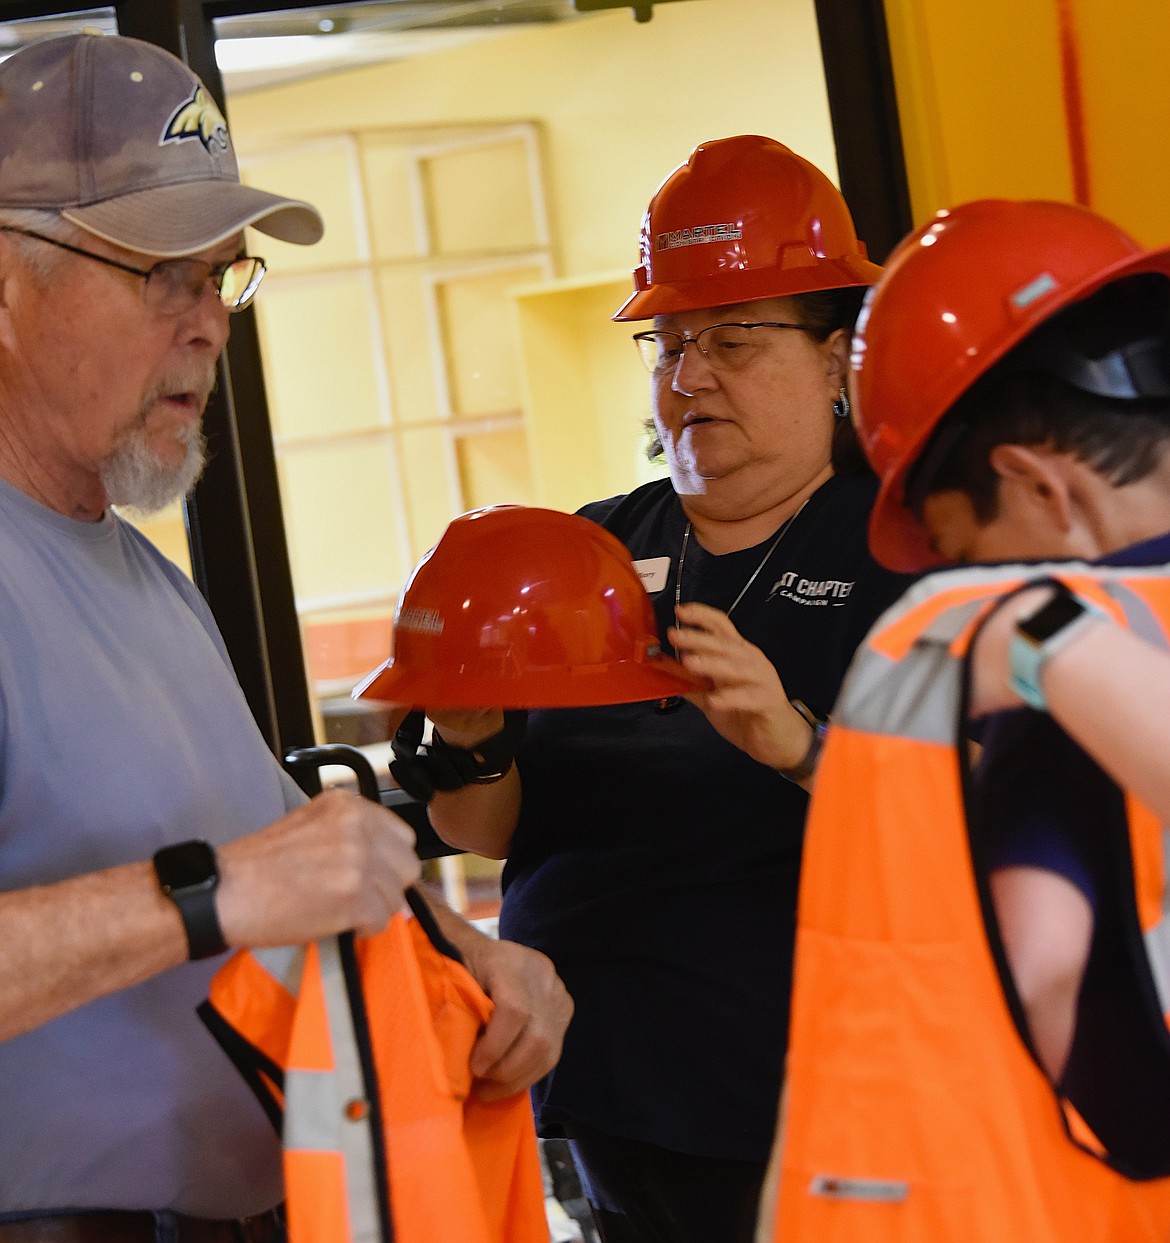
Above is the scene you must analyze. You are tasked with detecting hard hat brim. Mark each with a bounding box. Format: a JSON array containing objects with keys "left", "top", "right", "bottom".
[
  {"left": 353, "top": 652, "right": 708, "bottom": 710},
  {"left": 612, "top": 255, "right": 883, "bottom": 321},
  {"left": 866, "top": 243, "right": 1170, "bottom": 573}
]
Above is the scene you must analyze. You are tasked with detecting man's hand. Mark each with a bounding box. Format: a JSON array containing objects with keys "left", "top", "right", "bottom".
[
  {"left": 217, "top": 788, "right": 422, "bottom": 946},
  {"left": 429, "top": 905, "right": 574, "bottom": 1101},
  {"left": 466, "top": 936, "right": 574, "bottom": 1101},
  {"left": 0, "top": 789, "right": 422, "bottom": 1042}
]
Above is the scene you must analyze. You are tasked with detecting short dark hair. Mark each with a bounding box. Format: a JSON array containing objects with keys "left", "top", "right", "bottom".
[
  {"left": 908, "top": 274, "right": 1170, "bottom": 520},
  {"left": 641, "top": 284, "right": 872, "bottom": 472}
]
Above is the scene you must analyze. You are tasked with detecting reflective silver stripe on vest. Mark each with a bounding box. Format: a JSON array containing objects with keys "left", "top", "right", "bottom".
[
  {"left": 1107, "top": 580, "right": 1169, "bottom": 648},
  {"left": 248, "top": 943, "right": 307, "bottom": 993},
  {"left": 837, "top": 563, "right": 1034, "bottom": 743},
  {"left": 839, "top": 560, "right": 1170, "bottom": 1019},
  {"left": 1146, "top": 923, "right": 1170, "bottom": 1017},
  {"left": 837, "top": 604, "right": 981, "bottom": 744},
  {"left": 283, "top": 936, "right": 384, "bottom": 1243},
  {"left": 809, "top": 1174, "right": 909, "bottom": 1203}
]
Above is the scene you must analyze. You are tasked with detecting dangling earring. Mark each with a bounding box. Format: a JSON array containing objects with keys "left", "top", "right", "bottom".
[{"left": 832, "top": 386, "right": 851, "bottom": 420}]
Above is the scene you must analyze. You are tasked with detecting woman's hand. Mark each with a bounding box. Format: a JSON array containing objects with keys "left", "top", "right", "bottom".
[{"left": 669, "top": 601, "right": 813, "bottom": 773}]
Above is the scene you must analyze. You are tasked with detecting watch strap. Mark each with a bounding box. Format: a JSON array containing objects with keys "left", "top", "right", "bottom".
[
  {"left": 171, "top": 884, "right": 227, "bottom": 961},
  {"left": 779, "top": 699, "right": 828, "bottom": 784},
  {"left": 1008, "top": 587, "right": 1105, "bottom": 711},
  {"left": 153, "top": 841, "right": 228, "bottom": 961}
]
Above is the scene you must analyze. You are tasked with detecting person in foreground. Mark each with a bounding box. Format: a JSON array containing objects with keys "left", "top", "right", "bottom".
[
  {"left": 0, "top": 32, "right": 569, "bottom": 1241},
  {"left": 417, "top": 135, "right": 913, "bottom": 1243},
  {"left": 759, "top": 198, "right": 1170, "bottom": 1242}
]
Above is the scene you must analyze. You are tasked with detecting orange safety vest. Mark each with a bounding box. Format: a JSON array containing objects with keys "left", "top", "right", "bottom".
[
  {"left": 762, "top": 562, "right": 1170, "bottom": 1243},
  {"left": 202, "top": 902, "right": 549, "bottom": 1243}
]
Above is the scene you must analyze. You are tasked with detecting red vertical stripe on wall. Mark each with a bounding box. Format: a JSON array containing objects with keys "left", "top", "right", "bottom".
[{"left": 1055, "top": 0, "right": 1091, "bottom": 205}]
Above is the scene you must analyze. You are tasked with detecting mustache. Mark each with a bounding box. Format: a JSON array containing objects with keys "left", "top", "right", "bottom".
[{"left": 142, "top": 365, "right": 219, "bottom": 417}]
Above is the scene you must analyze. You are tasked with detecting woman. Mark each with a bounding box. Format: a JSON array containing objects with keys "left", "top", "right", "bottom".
[{"left": 423, "top": 136, "right": 913, "bottom": 1243}]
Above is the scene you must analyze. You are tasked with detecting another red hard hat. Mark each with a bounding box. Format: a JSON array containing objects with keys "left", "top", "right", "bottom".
[
  {"left": 852, "top": 198, "right": 1170, "bottom": 572},
  {"left": 612, "top": 134, "right": 882, "bottom": 321},
  {"left": 353, "top": 505, "right": 706, "bottom": 709}
]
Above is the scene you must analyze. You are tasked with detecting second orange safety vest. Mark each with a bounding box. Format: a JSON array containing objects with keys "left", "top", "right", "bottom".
[
  {"left": 762, "top": 561, "right": 1170, "bottom": 1243},
  {"left": 202, "top": 905, "right": 549, "bottom": 1243}
]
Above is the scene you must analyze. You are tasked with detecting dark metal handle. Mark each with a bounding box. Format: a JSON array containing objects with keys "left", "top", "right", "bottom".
[{"left": 284, "top": 743, "right": 381, "bottom": 803}]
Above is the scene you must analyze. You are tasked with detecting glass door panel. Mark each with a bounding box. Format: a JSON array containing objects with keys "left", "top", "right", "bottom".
[
  {"left": 212, "top": 0, "right": 835, "bottom": 912},
  {"left": 213, "top": 0, "right": 834, "bottom": 768},
  {"left": 0, "top": 0, "right": 839, "bottom": 901}
]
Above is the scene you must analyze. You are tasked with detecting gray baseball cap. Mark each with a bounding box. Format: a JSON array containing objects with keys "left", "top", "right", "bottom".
[{"left": 0, "top": 32, "right": 324, "bottom": 256}]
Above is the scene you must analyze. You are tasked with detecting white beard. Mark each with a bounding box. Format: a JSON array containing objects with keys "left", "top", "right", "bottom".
[
  {"left": 99, "top": 411, "right": 208, "bottom": 515},
  {"left": 99, "top": 369, "right": 215, "bottom": 515}
]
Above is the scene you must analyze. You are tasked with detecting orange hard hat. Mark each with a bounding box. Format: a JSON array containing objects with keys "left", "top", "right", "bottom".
[
  {"left": 612, "top": 134, "right": 882, "bottom": 322},
  {"left": 353, "top": 505, "right": 706, "bottom": 709},
  {"left": 853, "top": 198, "right": 1170, "bottom": 572}
]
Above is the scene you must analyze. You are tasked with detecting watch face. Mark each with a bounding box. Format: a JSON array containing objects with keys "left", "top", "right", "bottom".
[
  {"left": 1018, "top": 590, "right": 1086, "bottom": 643},
  {"left": 154, "top": 839, "right": 218, "bottom": 893}
]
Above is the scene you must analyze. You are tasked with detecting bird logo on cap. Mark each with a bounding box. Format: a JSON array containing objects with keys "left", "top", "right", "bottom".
[{"left": 161, "top": 86, "right": 230, "bottom": 154}]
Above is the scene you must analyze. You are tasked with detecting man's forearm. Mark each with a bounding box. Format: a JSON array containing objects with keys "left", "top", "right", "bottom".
[{"left": 0, "top": 861, "right": 188, "bottom": 1041}]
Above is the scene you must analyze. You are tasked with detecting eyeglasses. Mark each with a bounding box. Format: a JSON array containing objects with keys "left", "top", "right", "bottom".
[
  {"left": 0, "top": 227, "right": 267, "bottom": 315},
  {"left": 632, "top": 321, "right": 812, "bottom": 375}
]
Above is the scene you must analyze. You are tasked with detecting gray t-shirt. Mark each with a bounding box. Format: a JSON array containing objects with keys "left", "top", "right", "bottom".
[{"left": 0, "top": 478, "right": 305, "bottom": 1217}]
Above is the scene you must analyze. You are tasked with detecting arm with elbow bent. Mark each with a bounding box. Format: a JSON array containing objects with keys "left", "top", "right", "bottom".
[
  {"left": 0, "top": 788, "right": 423, "bottom": 1043},
  {"left": 971, "top": 585, "right": 1170, "bottom": 824},
  {"left": 400, "top": 713, "right": 571, "bottom": 1098},
  {"left": 971, "top": 584, "right": 1170, "bottom": 1082},
  {"left": 406, "top": 712, "right": 572, "bottom": 1096},
  {"left": 420, "top": 708, "right": 523, "bottom": 858}
]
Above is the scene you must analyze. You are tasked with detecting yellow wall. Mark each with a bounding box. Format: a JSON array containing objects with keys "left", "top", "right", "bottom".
[
  {"left": 1069, "top": 0, "right": 1170, "bottom": 244},
  {"left": 885, "top": 0, "right": 1170, "bottom": 246},
  {"left": 228, "top": 0, "right": 835, "bottom": 284},
  {"left": 214, "top": 0, "right": 839, "bottom": 696}
]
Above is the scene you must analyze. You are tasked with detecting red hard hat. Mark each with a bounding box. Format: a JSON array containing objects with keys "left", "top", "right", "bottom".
[
  {"left": 353, "top": 505, "right": 706, "bottom": 709},
  {"left": 853, "top": 198, "right": 1170, "bottom": 572},
  {"left": 612, "top": 134, "right": 882, "bottom": 321}
]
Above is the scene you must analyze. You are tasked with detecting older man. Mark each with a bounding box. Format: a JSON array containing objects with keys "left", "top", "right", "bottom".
[{"left": 0, "top": 32, "right": 569, "bottom": 1241}]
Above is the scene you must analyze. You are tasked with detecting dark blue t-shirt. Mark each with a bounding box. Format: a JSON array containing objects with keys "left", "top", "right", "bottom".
[
  {"left": 498, "top": 474, "right": 913, "bottom": 1161},
  {"left": 976, "top": 530, "right": 1170, "bottom": 904}
]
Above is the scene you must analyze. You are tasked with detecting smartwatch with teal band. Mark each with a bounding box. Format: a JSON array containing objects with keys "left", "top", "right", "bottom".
[{"left": 1008, "top": 584, "right": 1105, "bottom": 711}]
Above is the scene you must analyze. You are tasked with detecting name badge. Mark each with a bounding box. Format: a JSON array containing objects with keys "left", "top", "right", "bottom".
[{"left": 633, "top": 556, "right": 671, "bottom": 593}]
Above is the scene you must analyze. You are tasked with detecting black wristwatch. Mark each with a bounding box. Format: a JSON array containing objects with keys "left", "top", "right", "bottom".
[
  {"left": 778, "top": 699, "right": 829, "bottom": 784},
  {"left": 152, "top": 839, "right": 228, "bottom": 961}
]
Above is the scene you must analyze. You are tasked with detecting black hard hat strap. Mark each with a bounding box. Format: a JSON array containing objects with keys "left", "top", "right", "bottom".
[{"left": 389, "top": 710, "right": 528, "bottom": 805}]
